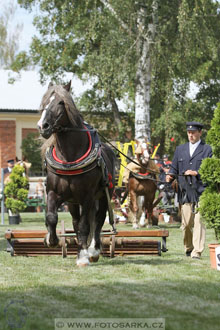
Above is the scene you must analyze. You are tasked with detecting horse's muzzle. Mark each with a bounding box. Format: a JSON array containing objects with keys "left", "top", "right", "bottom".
[
  {"left": 39, "top": 126, "right": 53, "bottom": 139},
  {"left": 140, "top": 156, "right": 149, "bottom": 165}
]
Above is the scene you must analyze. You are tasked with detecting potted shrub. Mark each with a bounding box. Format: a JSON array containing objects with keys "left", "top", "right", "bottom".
[
  {"left": 4, "top": 164, "right": 29, "bottom": 224},
  {"left": 199, "top": 103, "right": 220, "bottom": 269}
]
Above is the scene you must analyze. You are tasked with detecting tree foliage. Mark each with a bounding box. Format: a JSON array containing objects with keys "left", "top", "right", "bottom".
[
  {"left": 199, "top": 103, "right": 220, "bottom": 241},
  {"left": 0, "top": 0, "right": 22, "bottom": 68},
  {"left": 4, "top": 164, "right": 29, "bottom": 214},
  {"left": 15, "top": 0, "right": 220, "bottom": 154},
  {"left": 21, "top": 132, "right": 42, "bottom": 174}
]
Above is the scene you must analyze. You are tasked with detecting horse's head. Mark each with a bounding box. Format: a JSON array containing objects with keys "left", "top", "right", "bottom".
[
  {"left": 37, "top": 81, "right": 78, "bottom": 139},
  {"left": 135, "top": 138, "right": 150, "bottom": 166},
  {"left": 15, "top": 158, "right": 32, "bottom": 177}
]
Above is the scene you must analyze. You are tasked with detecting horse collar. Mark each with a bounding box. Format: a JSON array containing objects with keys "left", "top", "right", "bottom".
[
  {"left": 52, "top": 124, "right": 92, "bottom": 165},
  {"left": 45, "top": 123, "right": 101, "bottom": 175}
]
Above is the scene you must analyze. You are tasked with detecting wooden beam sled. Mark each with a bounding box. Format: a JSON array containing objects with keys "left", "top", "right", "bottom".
[{"left": 5, "top": 221, "right": 169, "bottom": 258}]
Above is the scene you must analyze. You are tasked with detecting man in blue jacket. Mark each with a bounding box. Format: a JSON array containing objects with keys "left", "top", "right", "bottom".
[{"left": 166, "top": 122, "right": 212, "bottom": 259}]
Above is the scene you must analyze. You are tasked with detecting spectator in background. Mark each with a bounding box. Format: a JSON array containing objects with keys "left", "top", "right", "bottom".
[
  {"left": 3, "top": 159, "right": 14, "bottom": 175},
  {"left": 154, "top": 153, "right": 163, "bottom": 166},
  {"left": 162, "top": 154, "right": 172, "bottom": 167},
  {"left": 124, "top": 127, "right": 133, "bottom": 142}
]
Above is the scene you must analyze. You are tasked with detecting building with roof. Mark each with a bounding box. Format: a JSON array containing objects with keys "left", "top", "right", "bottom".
[
  {"left": 0, "top": 108, "right": 40, "bottom": 170},
  {"left": 0, "top": 70, "right": 89, "bottom": 170}
]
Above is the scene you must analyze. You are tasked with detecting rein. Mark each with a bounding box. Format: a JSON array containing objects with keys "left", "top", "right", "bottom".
[
  {"left": 98, "top": 132, "right": 160, "bottom": 176},
  {"left": 49, "top": 121, "right": 185, "bottom": 181},
  {"left": 52, "top": 125, "right": 96, "bottom": 133},
  {"left": 120, "top": 162, "right": 171, "bottom": 186},
  {"left": 98, "top": 132, "right": 188, "bottom": 180}
]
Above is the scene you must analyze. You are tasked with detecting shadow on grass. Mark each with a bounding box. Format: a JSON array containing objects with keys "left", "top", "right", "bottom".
[
  {"left": 96, "top": 257, "right": 181, "bottom": 266},
  {"left": 0, "top": 280, "right": 219, "bottom": 330}
]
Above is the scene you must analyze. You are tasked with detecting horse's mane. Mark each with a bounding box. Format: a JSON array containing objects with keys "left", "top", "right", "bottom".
[
  {"left": 40, "top": 85, "right": 82, "bottom": 126},
  {"left": 41, "top": 135, "right": 56, "bottom": 158},
  {"left": 147, "top": 159, "right": 160, "bottom": 175},
  {"left": 40, "top": 84, "right": 83, "bottom": 156}
]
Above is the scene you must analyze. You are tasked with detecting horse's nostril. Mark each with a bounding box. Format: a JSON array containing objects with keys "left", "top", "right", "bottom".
[{"left": 43, "top": 123, "right": 49, "bottom": 130}]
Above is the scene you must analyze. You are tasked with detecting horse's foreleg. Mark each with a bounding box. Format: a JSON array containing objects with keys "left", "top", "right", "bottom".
[
  {"left": 76, "top": 200, "right": 95, "bottom": 267},
  {"left": 45, "top": 191, "right": 60, "bottom": 247},
  {"left": 137, "top": 196, "right": 146, "bottom": 227},
  {"left": 145, "top": 201, "right": 154, "bottom": 228},
  {"left": 129, "top": 191, "right": 139, "bottom": 229}
]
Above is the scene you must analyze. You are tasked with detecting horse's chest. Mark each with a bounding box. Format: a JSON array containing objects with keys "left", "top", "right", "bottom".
[
  {"left": 48, "top": 172, "right": 102, "bottom": 203},
  {"left": 131, "top": 178, "right": 156, "bottom": 196}
]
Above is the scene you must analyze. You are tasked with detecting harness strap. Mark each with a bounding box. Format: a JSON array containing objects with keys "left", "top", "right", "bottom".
[
  {"left": 46, "top": 160, "right": 98, "bottom": 176},
  {"left": 98, "top": 132, "right": 160, "bottom": 175},
  {"left": 99, "top": 157, "right": 117, "bottom": 233}
]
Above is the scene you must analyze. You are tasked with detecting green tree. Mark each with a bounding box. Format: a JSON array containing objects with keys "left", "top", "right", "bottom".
[
  {"left": 199, "top": 103, "right": 220, "bottom": 241},
  {"left": 15, "top": 0, "right": 220, "bottom": 152},
  {"left": 21, "top": 132, "right": 42, "bottom": 174},
  {"left": 4, "top": 164, "right": 29, "bottom": 215},
  {"left": 0, "top": 0, "right": 22, "bottom": 68}
]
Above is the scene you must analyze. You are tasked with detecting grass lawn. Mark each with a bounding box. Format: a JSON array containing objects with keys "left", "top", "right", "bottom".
[{"left": 0, "top": 212, "right": 219, "bottom": 330}]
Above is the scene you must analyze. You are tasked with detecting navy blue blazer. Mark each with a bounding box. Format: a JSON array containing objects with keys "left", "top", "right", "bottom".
[{"left": 169, "top": 141, "right": 212, "bottom": 203}]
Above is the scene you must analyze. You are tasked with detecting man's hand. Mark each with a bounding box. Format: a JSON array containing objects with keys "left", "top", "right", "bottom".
[
  {"left": 166, "top": 174, "right": 174, "bottom": 182},
  {"left": 184, "top": 170, "right": 198, "bottom": 176}
]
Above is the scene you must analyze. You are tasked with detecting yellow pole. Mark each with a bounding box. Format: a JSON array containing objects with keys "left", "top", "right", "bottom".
[
  {"left": 117, "top": 141, "right": 135, "bottom": 187},
  {"left": 152, "top": 143, "right": 160, "bottom": 159}
]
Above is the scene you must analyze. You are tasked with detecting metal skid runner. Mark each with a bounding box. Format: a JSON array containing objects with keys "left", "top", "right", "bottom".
[{"left": 5, "top": 221, "right": 169, "bottom": 258}]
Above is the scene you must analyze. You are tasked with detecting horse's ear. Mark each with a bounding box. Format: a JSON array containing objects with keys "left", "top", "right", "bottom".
[
  {"left": 48, "top": 82, "right": 53, "bottom": 89},
  {"left": 64, "top": 81, "right": 71, "bottom": 91}
]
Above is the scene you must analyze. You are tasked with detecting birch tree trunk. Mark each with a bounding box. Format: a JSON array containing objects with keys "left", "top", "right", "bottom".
[
  {"left": 135, "top": 1, "right": 158, "bottom": 141},
  {"left": 101, "top": 0, "right": 158, "bottom": 141},
  {"left": 110, "top": 97, "right": 121, "bottom": 129}
]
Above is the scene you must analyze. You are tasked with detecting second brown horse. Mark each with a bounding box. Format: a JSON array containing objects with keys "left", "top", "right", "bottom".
[{"left": 123, "top": 139, "right": 160, "bottom": 228}]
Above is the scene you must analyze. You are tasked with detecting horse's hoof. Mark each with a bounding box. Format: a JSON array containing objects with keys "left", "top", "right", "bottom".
[
  {"left": 147, "top": 224, "right": 152, "bottom": 229},
  {"left": 89, "top": 255, "right": 99, "bottom": 263},
  {"left": 77, "top": 263, "right": 89, "bottom": 267},
  {"left": 88, "top": 248, "right": 100, "bottom": 262},
  {"left": 44, "top": 233, "right": 50, "bottom": 247},
  {"left": 132, "top": 224, "right": 139, "bottom": 229},
  {"left": 139, "top": 223, "right": 146, "bottom": 228},
  {"left": 76, "top": 257, "right": 90, "bottom": 267},
  {"left": 44, "top": 233, "right": 60, "bottom": 248}
]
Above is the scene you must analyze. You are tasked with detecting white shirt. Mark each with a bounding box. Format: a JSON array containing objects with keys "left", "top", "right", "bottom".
[{"left": 189, "top": 140, "right": 201, "bottom": 157}]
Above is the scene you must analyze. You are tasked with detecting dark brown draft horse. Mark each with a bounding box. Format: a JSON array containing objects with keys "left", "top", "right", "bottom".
[
  {"left": 37, "top": 82, "right": 116, "bottom": 266},
  {"left": 127, "top": 139, "right": 161, "bottom": 228}
]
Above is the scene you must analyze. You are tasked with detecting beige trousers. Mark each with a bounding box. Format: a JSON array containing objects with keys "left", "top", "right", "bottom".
[{"left": 181, "top": 203, "right": 206, "bottom": 257}]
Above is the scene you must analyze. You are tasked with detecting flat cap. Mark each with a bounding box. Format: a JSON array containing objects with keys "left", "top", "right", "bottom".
[
  {"left": 186, "top": 121, "right": 203, "bottom": 131},
  {"left": 7, "top": 159, "right": 14, "bottom": 164}
]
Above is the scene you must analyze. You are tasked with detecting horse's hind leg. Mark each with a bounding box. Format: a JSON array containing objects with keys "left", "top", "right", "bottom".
[
  {"left": 76, "top": 200, "right": 95, "bottom": 267},
  {"left": 129, "top": 191, "right": 139, "bottom": 229},
  {"left": 88, "top": 198, "right": 107, "bottom": 262},
  {"left": 68, "top": 203, "right": 80, "bottom": 233},
  {"left": 87, "top": 203, "right": 101, "bottom": 262},
  {"left": 44, "top": 191, "right": 60, "bottom": 247}
]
